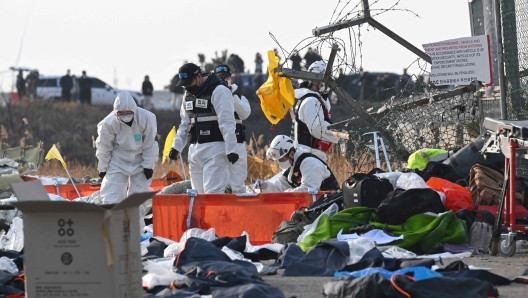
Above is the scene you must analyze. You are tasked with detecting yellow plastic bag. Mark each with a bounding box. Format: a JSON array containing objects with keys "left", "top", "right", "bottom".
[{"left": 256, "top": 50, "right": 295, "bottom": 124}]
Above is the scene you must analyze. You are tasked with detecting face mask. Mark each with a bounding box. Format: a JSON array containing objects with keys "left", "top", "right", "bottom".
[
  {"left": 319, "top": 83, "right": 330, "bottom": 94},
  {"left": 119, "top": 114, "right": 134, "bottom": 122},
  {"left": 185, "top": 85, "right": 200, "bottom": 95},
  {"left": 278, "top": 160, "right": 291, "bottom": 170}
]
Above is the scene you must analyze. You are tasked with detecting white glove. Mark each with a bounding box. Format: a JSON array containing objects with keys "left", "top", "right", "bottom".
[{"left": 254, "top": 179, "right": 267, "bottom": 190}]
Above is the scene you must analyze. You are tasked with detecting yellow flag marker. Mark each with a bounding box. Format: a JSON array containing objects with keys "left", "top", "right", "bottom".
[
  {"left": 45, "top": 144, "right": 81, "bottom": 199},
  {"left": 45, "top": 144, "right": 67, "bottom": 168},
  {"left": 162, "top": 127, "right": 176, "bottom": 164}
]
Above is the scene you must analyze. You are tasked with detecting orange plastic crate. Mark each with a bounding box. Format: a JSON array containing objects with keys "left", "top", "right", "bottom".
[{"left": 152, "top": 192, "right": 317, "bottom": 245}]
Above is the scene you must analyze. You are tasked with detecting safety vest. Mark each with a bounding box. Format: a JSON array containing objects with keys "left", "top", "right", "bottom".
[
  {"left": 407, "top": 148, "right": 452, "bottom": 170},
  {"left": 185, "top": 87, "right": 245, "bottom": 144},
  {"left": 294, "top": 93, "right": 333, "bottom": 152},
  {"left": 283, "top": 152, "right": 340, "bottom": 191}
]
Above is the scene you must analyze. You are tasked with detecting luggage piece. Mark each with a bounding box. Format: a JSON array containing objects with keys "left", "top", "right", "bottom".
[
  {"left": 421, "top": 161, "right": 461, "bottom": 183},
  {"left": 305, "top": 190, "right": 344, "bottom": 220},
  {"left": 443, "top": 136, "right": 504, "bottom": 179},
  {"left": 343, "top": 169, "right": 393, "bottom": 209},
  {"left": 469, "top": 221, "right": 492, "bottom": 254},
  {"left": 376, "top": 188, "right": 446, "bottom": 225},
  {"left": 271, "top": 209, "right": 314, "bottom": 245},
  {"left": 272, "top": 191, "right": 344, "bottom": 245},
  {"left": 469, "top": 164, "right": 504, "bottom": 208}
]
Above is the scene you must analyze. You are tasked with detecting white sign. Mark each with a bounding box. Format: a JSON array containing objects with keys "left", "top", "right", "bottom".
[{"left": 422, "top": 35, "right": 492, "bottom": 86}]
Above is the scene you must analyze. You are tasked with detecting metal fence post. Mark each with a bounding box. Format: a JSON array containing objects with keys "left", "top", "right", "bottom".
[
  {"left": 495, "top": 0, "right": 508, "bottom": 119},
  {"left": 501, "top": 0, "right": 523, "bottom": 119}
]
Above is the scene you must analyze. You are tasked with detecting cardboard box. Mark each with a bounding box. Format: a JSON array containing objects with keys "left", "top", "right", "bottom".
[{"left": 11, "top": 180, "right": 156, "bottom": 298}]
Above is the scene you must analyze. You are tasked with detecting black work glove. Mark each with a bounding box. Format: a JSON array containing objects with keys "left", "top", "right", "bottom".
[
  {"left": 169, "top": 148, "right": 179, "bottom": 160},
  {"left": 220, "top": 79, "right": 230, "bottom": 88},
  {"left": 144, "top": 168, "right": 153, "bottom": 180},
  {"left": 98, "top": 172, "right": 106, "bottom": 179},
  {"left": 227, "top": 153, "right": 239, "bottom": 164}
]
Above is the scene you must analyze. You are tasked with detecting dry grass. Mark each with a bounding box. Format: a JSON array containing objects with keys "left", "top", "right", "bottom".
[
  {"left": 36, "top": 159, "right": 191, "bottom": 181},
  {"left": 35, "top": 139, "right": 396, "bottom": 185}
]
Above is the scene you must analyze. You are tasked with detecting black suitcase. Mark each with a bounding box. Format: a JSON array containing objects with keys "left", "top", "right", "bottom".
[
  {"left": 443, "top": 135, "right": 504, "bottom": 180},
  {"left": 342, "top": 169, "right": 393, "bottom": 209},
  {"left": 376, "top": 188, "right": 446, "bottom": 225}
]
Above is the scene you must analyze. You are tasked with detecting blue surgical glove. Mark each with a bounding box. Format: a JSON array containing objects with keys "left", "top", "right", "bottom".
[{"left": 254, "top": 179, "right": 268, "bottom": 191}]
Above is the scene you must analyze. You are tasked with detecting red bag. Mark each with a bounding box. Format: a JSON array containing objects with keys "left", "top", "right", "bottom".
[{"left": 426, "top": 177, "right": 472, "bottom": 212}]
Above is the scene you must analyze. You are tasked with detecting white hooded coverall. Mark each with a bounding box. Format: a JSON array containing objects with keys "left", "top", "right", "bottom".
[
  {"left": 96, "top": 92, "right": 159, "bottom": 204},
  {"left": 172, "top": 83, "right": 238, "bottom": 194},
  {"left": 229, "top": 84, "right": 250, "bottom": 193},
  {"left": 293, "top": 89, "right": 339, "bottom": 162},
  {"left": 261, "top": 150, "right": 331, "bottom": 193}
]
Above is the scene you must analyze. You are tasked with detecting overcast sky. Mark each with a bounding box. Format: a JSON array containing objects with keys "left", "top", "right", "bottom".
[{"left": 0, "top": 0, "right": 470, "bottom": 92}]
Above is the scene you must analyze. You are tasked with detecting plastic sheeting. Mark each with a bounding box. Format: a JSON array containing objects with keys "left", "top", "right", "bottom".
[
  {"left": 347, "top": 238, "right": 376, "bottom": 265},
  {"left": 0, "top": 217, "right": 23, "bottom": 252},
  {"left": 334, "top": 266, "right": 442, "bottom": 281},
  {"left": 395, "top": 172, "right": 429, "bottom": 189},
  {"left": 142, "top": 258, "right": 185, "bottom": 289},
  {"left": 180, "top": 228, "right": 217, "bottom": 243}
]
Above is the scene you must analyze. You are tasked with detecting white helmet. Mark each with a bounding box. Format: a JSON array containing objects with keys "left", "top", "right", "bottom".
[
  {"left": 308, "top": 61, "right": 327, "bottom": 74},
  {"left": 266, "top": 135, "right": 295, "bottom": 161},
  {"left": 307, "top": 61, "right": 330, "bottom": 94}
]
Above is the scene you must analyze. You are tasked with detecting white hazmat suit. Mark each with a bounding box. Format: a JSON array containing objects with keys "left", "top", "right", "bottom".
[
  {"left": 96, "top": 92, "right": 159, "bottom": 206},
  {"left": 172, "top": 83, "right": 238, "bottom": 194},
  {"left": 293, "top": 88, "right": 339, "bottom": 162},
  {"left": 261, "top": 149, "right": 332, "bottom": 193},
  {"left": 229, "top": 83, "right": 251, "bottom": 193}
]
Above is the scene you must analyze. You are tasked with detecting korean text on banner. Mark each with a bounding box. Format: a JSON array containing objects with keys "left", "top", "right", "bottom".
[{"left": 422, "top": 35, "right": 492, "bottom": 86}]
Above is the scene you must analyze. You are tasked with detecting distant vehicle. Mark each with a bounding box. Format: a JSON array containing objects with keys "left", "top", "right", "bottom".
[
  {"left": 169, "top": 72, "right": 268, "bottom": 101},
  {"left": 36, "top": 76, "right": 143, "bottom": 106},
  {"left": 151, "top": 90, "right": 183, "bottom": 111}
]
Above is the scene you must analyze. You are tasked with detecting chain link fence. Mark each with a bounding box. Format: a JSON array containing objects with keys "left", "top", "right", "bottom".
[
  {"left": 500, "top": 0, "right": 528, "bottom": 174},
  {"left": 342, "top": 0, "right": 528, "bottom": 171},
  {"left": 502, "top": 0, "right": 528, "bottom": 120}
]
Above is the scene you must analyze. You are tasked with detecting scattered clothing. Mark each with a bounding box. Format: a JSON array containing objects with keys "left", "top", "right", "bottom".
[{"left": 337, "top": 228, "right": 404, "bottom": 245}]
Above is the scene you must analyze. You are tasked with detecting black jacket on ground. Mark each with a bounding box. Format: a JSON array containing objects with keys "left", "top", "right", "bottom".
[{"left": 322, "top": 273, "right": 498, "bottom": 298}]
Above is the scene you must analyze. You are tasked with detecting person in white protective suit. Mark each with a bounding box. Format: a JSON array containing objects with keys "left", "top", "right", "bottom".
[
  {"left": 96, "top": 91, "right": 159, "bottom": 228},
  {"left": 214, "top": 64, "right": 250, "bottom": 193},
  {"left": 253, "top": 135, "right": 339, "bottom": 193},
  {"left": 293, "top": 60, "right": 339, "bottom": 162},
  {"left": 169, "top": 63, "right": 239, "bottom": 194}
]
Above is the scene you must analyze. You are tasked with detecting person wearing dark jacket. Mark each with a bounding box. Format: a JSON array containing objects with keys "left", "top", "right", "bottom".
[
  {"left": 78, "top": 70, "right": 92, "bottom": 104},
  {"left": 290, "top": 51, "right": 302, "bottom": 71},
  {"left": 168, "top": 63, "right": 239, "bottom": 194},
  {"left": 16, "top": 70, "right": 26, "bottom": 100},
  {"left": 60, "top": 69, "right": 73, "bottom": 102},
  {"left": 142, "top": 75, "right": 154, "bottom": 110}
]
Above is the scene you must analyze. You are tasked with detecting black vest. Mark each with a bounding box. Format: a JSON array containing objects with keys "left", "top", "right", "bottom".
[
  {"left": 294, "top": 93, "right": 332, "bottom": 149},
  {"left": 283, "top": 152, "right": 340, "bottom": 191},
  {"left": 186, "top": 78, "right": 245, "bottom": 144}
]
